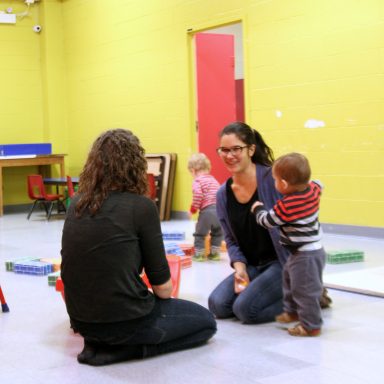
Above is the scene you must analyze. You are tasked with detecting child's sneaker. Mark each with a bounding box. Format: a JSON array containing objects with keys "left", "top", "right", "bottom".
[
  {"left": 208, "top": 253, "right": 221, "bottom": 261},
  {"left": 288, "top": 323, "right": 321, "bottom": 337},
  {"left": 192, "top": 250, "right": 206, "bottom": 262},
  {"left": 208, "top": 246, "right": 221, "bottom": 261},
  {"left": 320, "top": 288, "right": 332, "bottom": 308},
  {"left": 275, "top": 312, "right": 299, "bottom": 323}
]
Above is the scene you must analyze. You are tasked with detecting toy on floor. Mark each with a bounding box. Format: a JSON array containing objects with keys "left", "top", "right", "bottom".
[
  {"left": 163, "top": 242, "right": 192, "bottom": 268},
  {"left": 178, "top": 244, "right": 195, "bottom": 256},
  {"left": 48, "top": 271, "right": 61, "bottom": 286},
  {"left": 13, "top": 260, "right": 53, "bottom": 275},
  {"left": 5, "top": 257, "right": 40, "bottom": 272},
  {"left": 40, "top": 257, "right": 61, "bottom": 272},
  {"left": 141, "top": 255, "right": 182, "bottom": 298},
  {"left": 164, "top": 242, "right": 185, "bottom": 256},
  {"left": 0, "top": 285, "right": 10, "bottom": 312},
  {"left": 178, "top": 244, "right": 194, "bottom": 268},
  {"left": 56, "top": 255, "right": 183, "bottom": 301},
  {"left": 326, "top": 250, "right": 365, "bottom": 264},
  {"left": 55, "top": 277, "right": 65, "bottom": 301},
  {"left": 5, "top": 257, "right": 58, "bottom": 283},
  {"left": 176, "top": 254, "right": 192, "bottom": 269},
  {"left": 162, "top": 230, "right": 185, "bottom": 240}
]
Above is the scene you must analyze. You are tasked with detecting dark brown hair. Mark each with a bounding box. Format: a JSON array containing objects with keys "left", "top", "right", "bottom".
[
  {"left": 273, "top": 152, "right": 311, "bottom": 186},
  {"left": 219, "top": 121, "right": 274, "bottom": 166},
  {"left": 75, "top": 128, "right": 148, "bottom": 217}
]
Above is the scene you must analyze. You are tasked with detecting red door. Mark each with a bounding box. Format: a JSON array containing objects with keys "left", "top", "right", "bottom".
[{"left": 195, "top": 33, "right": 237, "bottom": 184}]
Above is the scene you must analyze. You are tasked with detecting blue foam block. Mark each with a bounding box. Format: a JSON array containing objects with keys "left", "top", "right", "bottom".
[
  {"left": 162, "top": 231, "right": 185, "bottom": 240},
  {"left": 13, "top": 261, "right": 53, "bottom": 276}
]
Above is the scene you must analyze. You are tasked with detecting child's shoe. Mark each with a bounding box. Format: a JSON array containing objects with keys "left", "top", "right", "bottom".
[
  {"left": 288, "top": 323, "right": 321, "bottom": 337},
  {"left": 208, "top": 253, "right": 221, "bottom": 261},
  {"left": 208, "top": 246, "right": 221, "bottom": 261},
  {"left": 275, "top": 312, "right": 299, "bottom": 323},
  {"left": 192, "top": 250, "right": 206, "bottom": 262},
  {"left": 320, "top": 288, "right": 332, "bottom": 308}
]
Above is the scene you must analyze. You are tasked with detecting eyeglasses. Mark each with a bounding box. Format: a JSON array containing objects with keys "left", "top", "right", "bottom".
[{"left": 216, "top": 145, "right": 249, "bottom": 157}]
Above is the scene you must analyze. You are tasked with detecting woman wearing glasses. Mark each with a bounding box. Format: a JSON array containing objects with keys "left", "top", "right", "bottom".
[
  {"left": 208, "top": 122, "right": 289, "bottom": 324},
  {"left": 208, "top": 122, "right": 331, "bottom": 323}
]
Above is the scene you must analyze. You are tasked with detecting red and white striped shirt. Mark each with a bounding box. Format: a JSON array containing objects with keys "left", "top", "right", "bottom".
[
  {"left": 254, "top": 181, "right": 323, "bottom": 250},
  {"left": 190, "top": 174, "right": 220, "bottom": 214}
]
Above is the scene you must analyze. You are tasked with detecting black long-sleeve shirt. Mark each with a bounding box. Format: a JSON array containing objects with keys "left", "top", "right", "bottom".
[{"left": 61, "top": 191, "right": 170, "bottom": 324}]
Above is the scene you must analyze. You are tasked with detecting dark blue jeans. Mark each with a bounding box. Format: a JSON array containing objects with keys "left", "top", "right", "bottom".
[
  {"left": 74, "top": 298, "right": 217, "bottom": 358},
  {"left": 208, "top": 261, "right": 283, "bottom": 324}
]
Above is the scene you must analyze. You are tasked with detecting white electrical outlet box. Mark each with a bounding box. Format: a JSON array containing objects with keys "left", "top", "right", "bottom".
[{"left": 0, "top": 13, "right": 16, "bottom": 24}]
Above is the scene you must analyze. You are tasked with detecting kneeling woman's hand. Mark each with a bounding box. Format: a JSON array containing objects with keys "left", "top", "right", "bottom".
[{"left": 233, "top": 262, "right": 250, "bottom": 294}]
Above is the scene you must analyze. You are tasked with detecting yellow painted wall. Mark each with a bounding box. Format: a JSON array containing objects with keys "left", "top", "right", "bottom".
[
  {"left": 0, "top": 1, "right": 44, "bottom": 204},
  {"left": 247, "top": 0, "right": 384, "bottom": 228},
  {"left": 0, "top": 0, "right": 383, "bottom": 228},
  {"left": 0, "top": 0, "right": 67, "bottom": 204}
]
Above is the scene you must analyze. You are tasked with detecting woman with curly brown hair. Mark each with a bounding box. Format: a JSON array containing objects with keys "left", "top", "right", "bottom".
[{"left": 61, "top": 129, "right": 216, "bottom": 366}]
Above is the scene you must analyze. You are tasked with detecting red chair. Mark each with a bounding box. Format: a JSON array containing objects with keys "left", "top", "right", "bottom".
[
  {"left": 0, "top": 285, "right": 10, "bottom": 312},
  {"left": 27, "top": 174, "right": 66, "bottom": 220},
  {"left": 141, "top": 255, "right": 182, "bottom": 298},
  {"left": 147, "top": 173, "right": 157, "bottom": 200},
  {"left": 66, "top": 175, "right": 75, "bottom": 199}
]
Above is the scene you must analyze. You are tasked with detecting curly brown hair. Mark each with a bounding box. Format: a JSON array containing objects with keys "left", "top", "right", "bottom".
[{"left": 75, "top": 128, "right": 148, "bottom": 217}]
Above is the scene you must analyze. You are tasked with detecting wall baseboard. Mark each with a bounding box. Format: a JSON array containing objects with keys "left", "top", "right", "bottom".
[
  {"left": 3, "top": 204, "right": 30, "bottom": 214},
  {"left": 171, "top": 211, "right": 384, "bottom": 239},
  {"left": 170, "top": 210, "right": 190, "bottom": 220},
  {"left": 322, "top": 223, "right": 384, "bottom": 239},
  {"left": 5, "top": 206, "right": 384, "bottom": 240}
]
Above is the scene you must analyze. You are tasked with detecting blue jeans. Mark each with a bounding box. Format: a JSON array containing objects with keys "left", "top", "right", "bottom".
[
  {"left": 75, "top": 298, "right": 217, "bottom": 358},
  {"left": 208, "top": 261, "right": 283, "bottom": 324}
]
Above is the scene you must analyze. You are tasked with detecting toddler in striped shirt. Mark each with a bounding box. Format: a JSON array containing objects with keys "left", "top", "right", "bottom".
[
  {"left": 188, "top": 153, "right": 223, "bottom": 262},
  {"left": 251, "top": 152, "right": 326, "bottom": 337}
]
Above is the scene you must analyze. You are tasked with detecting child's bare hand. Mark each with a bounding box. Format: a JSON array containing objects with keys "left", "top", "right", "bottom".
[{"left": 250, "top": 201, "right": 263, "bottom": 213}]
